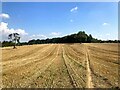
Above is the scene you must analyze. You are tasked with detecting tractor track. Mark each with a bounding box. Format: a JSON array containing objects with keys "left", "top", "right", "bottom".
[
  {"left": 2, "top": 43, "right": 118, "bottom": 88},
  {"left": 24, "top": 45, "right": 61, "bottom": 88},
  {"left": 62, "top": 46, "right": 78, "bottom": 88},
  {"left": 2, "top": 44, "right": 55, "bottom": 72},
  {"left": 2, "top": 45, "right": 58, "bottom": 87},
  {"left": 84, "top": 44, "right": 94, "bottom": 88}
]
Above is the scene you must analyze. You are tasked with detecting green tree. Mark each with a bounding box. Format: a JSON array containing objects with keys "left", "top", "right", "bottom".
[
  {"left": 8, "top": 33, "right": 20, "bottom": 49},
  {"left": 76, "top": 31, "right": 88, "bottom": 43},
  {"left": 87, "top": 34, "right": 93, "bottom": 43}
]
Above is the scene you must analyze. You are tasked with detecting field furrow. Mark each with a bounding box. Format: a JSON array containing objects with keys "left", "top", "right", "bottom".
[
  {"left": 86, "top": 43, "right": 119, "bottom": 88},
  {"left": 2, "top": 44, "right": 54, "bottom": 71},
  {"left": 62, "top": 46, "right": 78, "bottom": 88},
  {"left": 2, "top": 44, "right": 58, "bottom": 87},
  {"left": 2, "top": 43, "right": 119, "bottom": 88}
]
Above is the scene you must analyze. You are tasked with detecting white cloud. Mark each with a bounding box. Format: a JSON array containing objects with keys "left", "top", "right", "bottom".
[
  {"left": 102, "top": 23, "right": 109, "bottom": 26},
  {"left": 15, "top": 29, "right": 28, "bottom": 35},
  {"left": 106, "top": 33, "right": 110, "bottom": 36},
  {"left": 70, "top": 6, "right": 78, "bottom": 12},
  {"left": 30, "top": 34, "right": 47, "bottom": 39},
  {"left": 0, "top": 13, "right": 10, "bottom": 19},
  {"left": 0, "top": 22, "right": 28, "bottom": 41},
  {"left": 50, "top": 32, "right": 61, "bottom": 36}
]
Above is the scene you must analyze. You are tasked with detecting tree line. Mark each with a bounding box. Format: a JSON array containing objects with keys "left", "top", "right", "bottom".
[
  {"left": 1, "top": 31, "right": 119, "bottom": 47},
  {"left": 28, "top": 31, "right": 99, "bottom": 44}
]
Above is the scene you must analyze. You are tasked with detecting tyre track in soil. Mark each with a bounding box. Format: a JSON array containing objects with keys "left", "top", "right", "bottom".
[
  {"left": 64, "top": 45, "right": 86, "bottom": 68},
  {"left": 2, "top": 43, "right": 119, "bottom": 88},
  {"left": 26, "top": 44, "right": 61, "bottom": 88},
  {"left": 1, "top": 44, "right": 50, "bottom": 70},
  {"left": 62, "top": 45, "right": 86, "bottom": 88},
  {"left": 64, "top": 45, "right": 84, "bottom": 60},
  {"left": 2, "top": 44, "right": 49, "bottom": 61},
  {"left": 64, "top": 45, "right": 87, "bottom": 85},
  {"left": 2, "top": 44, "right": 54, "bottom": 72},
  {"left": 67, "top": 44, "right": 85, "bottom": 56},
  {"left": 89, "top": 48, "right": 118, "bottom": 64},
  {"left": 84, "top": 44, "right": 94, "bottom": 88},
  {"left": 4, "top": 44, "right": 56, "bottom": 71},
  {"left": 62, "top": 45, "right": 80, "bottom": 88},
  {"left": 2, "top": 44, "right": 60, "bottom": 87},
  {"left": 64, "top": 46, "right": 86, "bottom": 85},
  {"left": 89, "top": 60, "right": 114, "bottom": 88},
  {"left": 20, "top": 44, "right": 61, "bottom": 88},
  {"left": 87, "top": 45, "right": 118, "bottom": 56},
  {"left": 34, "top": 44, "right": 75, "bottom": 88},
  {"left": 87, "top": 44, "right": 118, "bottom": 87},
  {"left": 91, "top": 59, "right": 118, "bottom": 74},
  {"left": 2, "top": 44, "right": 51, "bottom": 63},
  {"left": 90, "top": 58, "right": 117, "bottom": 87},
  {"left": 2, "top": 45, "right": 53, "bottom": 67},
  {"left": 64, "top": 44, "right": 87, "bottom": 70}
]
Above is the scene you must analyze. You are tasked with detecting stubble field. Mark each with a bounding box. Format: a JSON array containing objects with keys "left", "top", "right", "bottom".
[{"left": 1, "top": 43, "right": 119, "bottom": 88}]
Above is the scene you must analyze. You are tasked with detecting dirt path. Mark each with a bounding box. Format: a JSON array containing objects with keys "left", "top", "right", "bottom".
[{"left": 84, "top": 44, "right": 94, "bottom": 88}]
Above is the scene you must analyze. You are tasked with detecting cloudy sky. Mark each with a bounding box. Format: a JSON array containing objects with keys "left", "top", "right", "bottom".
[{"left": 0, "top": 2, "right": 118, "bottom": 42}]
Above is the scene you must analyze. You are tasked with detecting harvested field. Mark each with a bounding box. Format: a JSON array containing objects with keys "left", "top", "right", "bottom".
[{"left": 1, "top": 43, "right": 119, "bottom": 88}]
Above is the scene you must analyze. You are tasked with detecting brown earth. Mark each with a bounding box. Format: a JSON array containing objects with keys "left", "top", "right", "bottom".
[{"left": 1, "top": 43, "right": 119, "bottom": 88}]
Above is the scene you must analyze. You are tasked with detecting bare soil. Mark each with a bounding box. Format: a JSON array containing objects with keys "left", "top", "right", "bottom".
[{"left": 1, "top": 43, "right": 119, "bottom": 88}]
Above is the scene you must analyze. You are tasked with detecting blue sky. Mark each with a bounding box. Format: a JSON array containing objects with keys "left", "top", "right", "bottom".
[{"left": 1, "top": 2, "right": 118, "bottom": 41}]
